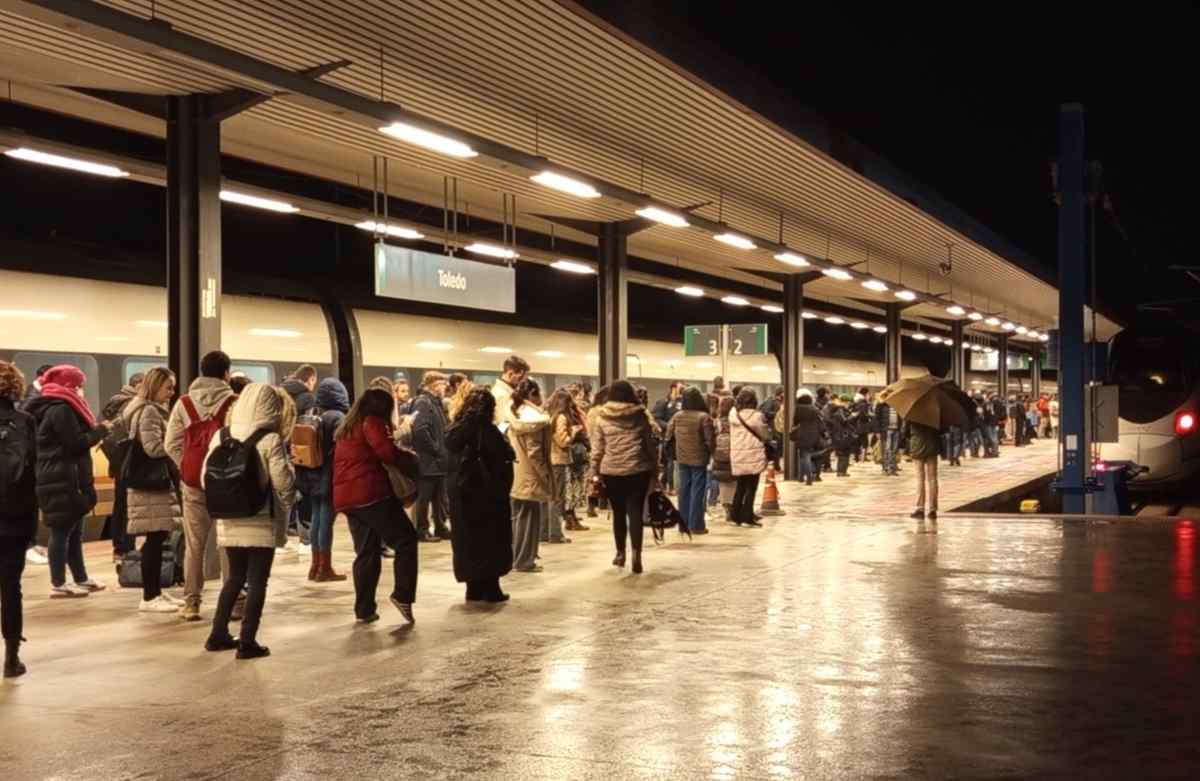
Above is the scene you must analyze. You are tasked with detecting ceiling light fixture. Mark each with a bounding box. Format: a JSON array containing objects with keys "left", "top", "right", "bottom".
[
  {"left": 636, "top": 206, "right": 689, "bottom": 227},
  {"left": 479, "top": 346, "right": 512, "bottom": 353},
  {"left": 722, "top": 296, "right": 750, "bottom": 306},
  {"left": 761, "top": 304, "right": 784, "bottom": 313},
  {"left": 801, "top": 311, "right": 818, "bottom": 319},
  {"left": 355, "top": 220, "right": 424, "bottom": 240},
  {"left": 535, "top": 350, "right": 565, "bottom": 358},
  {"left": 912, "top": 332, "right": 927, "bottom": 341},
  {"left": 946, "top": 305, "right": 966, "bottom": 316},
  {"left": 1016, "top": 325, "right": 1029, "bottom": 335},
  {"left": 873, "top": 325, "right": 888, "bottom": 333},
  {"left": 379, "top": 122, "right": 478, "bottom": 158},
  {"left": 967, "top": 311, "right": 984, "bottom": 321},
  {"left": 531, "top": 171, "right": 600, "bottom": 199},
  {"left": 850, "top": 321, "right": 869, "bottom": 329},
  {"left": 1002, "top": 322, "right": 1017, "bottom": 331},
  {"left": 985, "top": 316, "right": 1002, "bottom": 326},
  {"left": 465, "top": 242, "right": 518, "bottom": 260},
  {"left": 6, "top": 147, "right": 130, "bottom": 178},
  {"left": 219, "top": 190, "right": 299, "bottom": 213},
  {"left": 928, "top": 335, "right": 943, "bottom": 344},
  {"left": 825, "top": 316, "right": 844, "bottom": 325},
  {"left": 416, "top": 341, "right": 454, "bottom": 350},
  {"left": 713, "top": 232, "right": 756, "bottom": 250},
  {"left": 822, "top": 267, "right": 853, "bottom": 281},
  {"left": 550, "top": 259, "right": 596, "bottom": 274},
  {"left": 774, "top": 251, "right": 810, "bottom": 267},
  {"left": 862, "top": 279, "right": 889, "bottom": 292},
  {"left": 675, "top": 285, "right": 704, "bottom": 297},
  {"left": 1039, "top": 334, "right": 1050, "bottom": 342},
  {"left": 894, "top": 289, "right": 917, "bottom": 301}
]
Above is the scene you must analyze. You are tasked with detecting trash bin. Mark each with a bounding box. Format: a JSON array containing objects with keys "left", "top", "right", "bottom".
[{"left": 1090, "top": 460, "right": 1147, "bottom": 516}]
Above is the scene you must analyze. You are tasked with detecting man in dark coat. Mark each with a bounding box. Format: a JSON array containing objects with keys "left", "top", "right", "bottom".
[
  {"left": 281, "top": 364, "right": 318, "bottom": 415},
  {"left": 411, "top": 371, "right": 451, "bottom": 542},
  {"left": 99, "top": 372, "right": 143, "bottom": 559},
  {"left": 789, "top": 391, "right": 826, "bottom": 485},
  {"left": 651, "top": 382, "right": 684, "bottom": 493}
]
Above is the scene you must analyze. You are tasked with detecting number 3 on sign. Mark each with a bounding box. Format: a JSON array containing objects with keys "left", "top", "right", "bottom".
[
  {"left": 708, "top": 339, "right": 719, "bottom": 355},
  {"left": 732, "top": 339, "right": 743, "bottom": 355}
]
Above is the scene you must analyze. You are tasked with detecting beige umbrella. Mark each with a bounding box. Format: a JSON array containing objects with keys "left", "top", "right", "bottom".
[{"left": 876, "top": 375, "right": 975, "bottom": 431}]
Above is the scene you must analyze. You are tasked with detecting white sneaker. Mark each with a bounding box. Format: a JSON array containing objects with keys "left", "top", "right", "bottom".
[
  {"left": 299, "top": 543, "right": 312, "bottom": 558},
  {"left": 139, "top": 596, "right": 178, "bottom": 613},
  {"left": 26, "top": 546, "right": 49, "bottom": 565},
  {"left": 49, "top": 583, "right": 89, "bottom": 598},
  {"left": 74, "top": 578, "right": 107, "bottom": 593},
  {"left": 159, "top": 592, "right": 183, "bottom": 605}
]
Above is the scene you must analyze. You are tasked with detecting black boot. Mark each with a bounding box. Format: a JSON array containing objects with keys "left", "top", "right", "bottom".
[
  {"left": 631, "top": 549, "right": 643, "bottom": 574},
  {"left": 613, "top": 550, "right": 626, "bottom": 568},
  {"left": 4, "top": 639, "right": 26, "bottom": 679}
]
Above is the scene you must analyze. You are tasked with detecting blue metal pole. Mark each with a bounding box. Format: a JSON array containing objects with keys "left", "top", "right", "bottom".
[{"left": 1058, "top": 104, "right": 1088, "bottom": 513}]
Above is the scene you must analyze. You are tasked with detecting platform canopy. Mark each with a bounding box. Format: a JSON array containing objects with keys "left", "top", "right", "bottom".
[{"left": 0, "top": 0, "right": 1120, "bottom": 342}]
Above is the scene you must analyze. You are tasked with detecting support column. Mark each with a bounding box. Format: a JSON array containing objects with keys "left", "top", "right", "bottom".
[
  {"left": 319, "top": 295, "right": 364, "bottom": 402},
  {"left": 166, "top": 94, "right": 222, "bottom": 389},
  {"left": 885, "top": 304, "right": 903, "bottom": 385},
  {"left": 597, "top": 222, "right": 628, "bottom": 388},
  {"left": 1058, "top": 103, "right": 1088, "bottom": 513},
  {"left": 950, "top": 320, "right": 966, "bottom": 388},
  {"left": 781, "top": 275, "right": 806, "bottom": 480},
  {"left": 997, "top": 334, "right": 1010, "bottom": 399},
  {"left": 1030, "top": 346, "right": 1042, "bottom": 400}
]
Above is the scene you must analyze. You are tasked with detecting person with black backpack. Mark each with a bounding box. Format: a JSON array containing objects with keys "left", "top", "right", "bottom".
[
  {"left": 202, "top": 383, "right": 296, "bottom": 660},
  {"left": 100, "top": 372, "right": 142, "bottom": 562},
  {"left": 0, "top": 361, "right": 36, "bottom": 677},
  {"left": 294, "top": 377, "right": 350, "bottom": 582}
]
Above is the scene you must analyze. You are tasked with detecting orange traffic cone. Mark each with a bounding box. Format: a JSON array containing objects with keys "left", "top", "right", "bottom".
[{"left": 759, "top": 463, "right": 784, "bottom": 516}]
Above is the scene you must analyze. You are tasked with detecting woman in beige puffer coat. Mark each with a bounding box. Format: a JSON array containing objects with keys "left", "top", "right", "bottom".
[
  {"left": 202, "top": 383, "right": 295, "bottom": 660},
  {"left": 507, "top": 379, "right": 554, "bottom": 573},
  {"left": 122, "top": 367, "right": 183, "bottom": 613}
]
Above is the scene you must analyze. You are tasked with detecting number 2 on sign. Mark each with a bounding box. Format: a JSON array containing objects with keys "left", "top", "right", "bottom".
[
  {"left": 708, "top": 339, "right": 719, "bottom": 355},
  {"left": 733, "top": 339, "right": 743, "bottom": 355}
]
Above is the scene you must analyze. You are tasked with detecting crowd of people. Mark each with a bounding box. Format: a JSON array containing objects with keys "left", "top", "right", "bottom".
[{"left": 0, "top": 350, "right": 1056, "bottom": 677}]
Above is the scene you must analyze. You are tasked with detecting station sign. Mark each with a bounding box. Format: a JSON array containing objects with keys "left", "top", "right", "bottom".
[
  {"left": 684, "top": 324, "right": 722, "bottom": 356},
  {"left": 728, "top": 323, "right": 768, "bottom": 355},
  {"left": 375, "top": 243, "right": 515, "bottom": 313}
]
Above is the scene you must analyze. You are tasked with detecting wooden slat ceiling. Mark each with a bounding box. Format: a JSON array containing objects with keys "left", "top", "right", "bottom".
[{"left": 0, "top": 0, "right": 1118, "bottom": 339}]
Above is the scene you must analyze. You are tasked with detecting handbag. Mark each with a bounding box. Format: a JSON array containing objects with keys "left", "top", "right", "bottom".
[
  {"left": 737, "top": 410, "right": 779, "bottom": 462},
  {"left": 121, "top": 408, "right": 175, "bottom": 492}
]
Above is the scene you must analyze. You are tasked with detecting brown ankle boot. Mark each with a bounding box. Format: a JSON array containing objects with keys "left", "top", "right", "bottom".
[
  {"left": 307, "top": 553, "right": 319, "bottom": 581},
  {"left": 317, "top": 551, "right": 347, "bottom": 582}
]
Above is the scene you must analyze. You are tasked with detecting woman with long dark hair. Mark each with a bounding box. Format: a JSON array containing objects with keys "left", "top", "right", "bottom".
[
  {"left": 333, "top": 388, "right": 418, "bottom": 624},
  {"left": 507, "top": 378, "right": 553, "bottom": 573},
  {"left": 545, "top": 387, "right": 583, "bottom": 543},
  {"left": 446, "top": 388, "right": 515, "bottom": 602},
  {"left": 590, "top": 380, "right": 657, "bottom": 573}
]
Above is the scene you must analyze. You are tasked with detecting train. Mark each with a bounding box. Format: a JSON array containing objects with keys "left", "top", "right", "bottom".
[
  {"left": 0, "top": 269, "right": 933, "bottom": 410},
  {"left": 1100, "top": 328, "right": 1200, "bottom": 491}
]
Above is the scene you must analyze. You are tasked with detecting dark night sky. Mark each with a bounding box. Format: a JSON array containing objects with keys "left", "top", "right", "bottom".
[{"left": 578, "top": 1, "right": 1200, "bottom": 326}]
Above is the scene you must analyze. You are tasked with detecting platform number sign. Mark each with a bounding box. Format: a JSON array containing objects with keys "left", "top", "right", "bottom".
[
  {"left": 684, "top": 324, "right": 768, "bottom": 358},
  {"left": 684, "top": 325, "right": 723, "bottom": 357},
  {"left": 728, "top": 323, "right": 768, "bottom": 356}
]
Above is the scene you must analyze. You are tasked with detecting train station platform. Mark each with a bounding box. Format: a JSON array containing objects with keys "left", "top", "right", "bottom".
[{"left": 5, "top": 439, "right": 1195, "bottom": 780}]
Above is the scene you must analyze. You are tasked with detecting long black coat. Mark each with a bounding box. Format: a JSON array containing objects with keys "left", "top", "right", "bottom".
[
  {"left": 446, "top": 417, "right": 515, "bottom": 583},
  {"left": 411, "top": 389, "right": 450, "bottom": 477},
  {"left": 24, "top": 396, "right": 106, "bottom": 528}
]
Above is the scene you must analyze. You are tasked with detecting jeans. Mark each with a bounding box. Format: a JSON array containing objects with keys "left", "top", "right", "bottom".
[
  {"left": 677, "top": 463, "right": 708, "bottom": 532},
  {"left": 604, "top": 472, "right": 651, "bottom": 553},
  {"left": 0, "top": 535, "right": 27, "bottom": 642},
  {"left": 310, "top": 493, "right": 334, "bottom": 553},
  {"left": 140, "top": 530, "right": 168, "bottom": 601},
  {"left": 414, "top": 476, "right": 449, "bottom": 537},
  {"left": 883, "top": 430, "right": 900, "bottom": 473},
  {"left": 706, "top": 468, "right": 720, "bottom": 506},
  {"left": 510, "top": 498, "right": 541, "bottom": 570},
  {"left": 347, "top": 497, "right": 419, "bottom": 619},
  {"left": 210, "top": 547, "right": 274, "bottom": 646},
  {"left": 732, "top": 473, "right": 760, "bottom": 523},
  {"left": 796, "top": 449, "right": 815, "bottom": 484},
  {"left": 966, "top": 429, "right": 982, "bottom": 458},
  {"left": 546, "top": 465, "right": 570, "bottom": 542},
  {"left": 48, "top": 517, "right": 88, "bottom": 587},
  {"left": 982, "top": 424, "right": 999, "bottom": 456},
  {"left": 294, "top": 492, "right": 312, "bottom": 545}
]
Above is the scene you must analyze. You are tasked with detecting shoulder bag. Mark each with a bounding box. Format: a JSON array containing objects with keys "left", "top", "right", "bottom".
[
  {"left": 737, "top": 409, "right": 779, "bottom": 462},
  {"left": 121, "top": 407, "right": 175, "bottom": 492}
]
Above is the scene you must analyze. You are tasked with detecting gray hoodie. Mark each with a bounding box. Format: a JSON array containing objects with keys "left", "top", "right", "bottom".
[{"left": 165, "top": 376, "right": 235, "bottom": 468}]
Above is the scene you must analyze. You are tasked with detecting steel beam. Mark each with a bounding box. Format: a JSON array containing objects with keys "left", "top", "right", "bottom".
[
  {"left": 950, "top": 320, "right": 965, "bottom": 387},
  {"left": 597, "top": 223, "right": 628, "bottom": 388},
  {"left": 997, "top": 334, "right": 1009, "bottom": 399},
  {"left": 780, "top": 272, "right": 819, "bottom": 480},
  {"left": 1057, "top": 104, "right": 1088, "bottom": 513},
  {"left": 885, "top": 304, "right": 904, "bottom": 384}
]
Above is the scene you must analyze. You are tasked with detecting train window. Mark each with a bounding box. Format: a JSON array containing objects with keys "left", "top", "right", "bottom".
[
  {"left": 231, "top": 362, "right": 275, "bottom": 385},
  {"left": 1110, "top": 333, "right": 1194, "bottom": 424},
  {"left": 472, "top": 373, "right": 498, "bottom": 388},
  {"left": 123, "top": 357, "right": 169, "bottom": 385},
  {"left": 14, "top": 351, "right": 101, "bottom": 414}
]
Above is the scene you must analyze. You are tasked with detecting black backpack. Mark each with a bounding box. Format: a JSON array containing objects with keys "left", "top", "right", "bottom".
[
  {"left": 0, "top": 408, "right": 36, "bottom": 515},
  {"left": 204, "top": 427, "right": 270, "bottom": 519},
  {"left": 646, "top": 490, "right": 690, "bottom": 544}
]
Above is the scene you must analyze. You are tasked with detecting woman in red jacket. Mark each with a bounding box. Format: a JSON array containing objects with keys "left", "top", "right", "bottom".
[{"left": 333, "top": 389, "right": 418, "bottom": 625}]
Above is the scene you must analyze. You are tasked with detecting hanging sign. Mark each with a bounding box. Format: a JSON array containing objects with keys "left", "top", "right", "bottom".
[{"left": 374, "top": 242, "right": 515, "bottom": 313}]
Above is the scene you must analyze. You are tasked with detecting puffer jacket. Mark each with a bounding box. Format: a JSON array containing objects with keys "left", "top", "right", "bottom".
[
  {"left": 590, "top": 401, "right": 657, "bottom": 477},
  {"left": 550, "top": 412, "right": 580, "bottom": 466},
  {"left": 25, "top": 396, "right": 106, "bottom": 527},
  {"left": 729, "top": 407, "right": 768, "bottom": 476},
  {"left": 411, "top": 388, "right": 449, "bottom": 477},
  {"left": 203, "top": 384, "right": 295, "bottom": 548},
  {"left": 123, "top": 396, "right": 182, "bottom": 535},
  {"left": 334, "top": 416, "right": 399, "bottom": 512},
  {"left": 790, "top": 404, "right": 825, "bottom": 451},
  {"left": 0, "top": 400, "right": 37, "bottom": 538},
  {"left": 509, "top": 402, "right": 555, "bottom": 502},
  {"left": 164, "top": 377, "right": 235, "bottom": 467},
  {"left": 666, "top": 409, "right": 715, "bottom": 467}
]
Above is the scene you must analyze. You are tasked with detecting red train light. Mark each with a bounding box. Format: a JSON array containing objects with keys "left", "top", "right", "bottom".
[{"left": 1175, "top": 411, "right": 1196, "bottom": 436}]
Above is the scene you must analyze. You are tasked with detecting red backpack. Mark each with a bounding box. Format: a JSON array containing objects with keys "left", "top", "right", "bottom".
[{"left": 179, "top": 395, "right": 236, "bottom": 489}]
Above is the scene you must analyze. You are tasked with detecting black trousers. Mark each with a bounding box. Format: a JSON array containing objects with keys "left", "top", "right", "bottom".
[
  {"left": 732, "top": 474, "right": 761, "bottom": 523},
  {"left": 210, "top": 547, "right": 274, "bottom": 646},
  {"left": 603, "top": 472, "right": 651, "bottom": 554},
  {"left": 108, "top": 480, "right": 133, "bottom": 555},
  {"left": 348, "top": 497, "right": 419, "bottom": 620},
  {"left": 413, "top": 476, "right": 449, "bottom": 536},
  {"left": 0, "top": 536, "right": 27, "bottom": 642},
  {"left": 140, "top": 530, "right": 168, "bottom": 601}
]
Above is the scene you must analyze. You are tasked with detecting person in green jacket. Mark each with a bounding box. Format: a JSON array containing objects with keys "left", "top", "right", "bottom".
[{"left": 907, "top": 421, "right": 941, "bottom": 522}]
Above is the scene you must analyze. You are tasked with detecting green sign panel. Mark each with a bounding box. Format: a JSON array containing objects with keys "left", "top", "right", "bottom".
[
  {"left": 684, "top": 325, "right": 722, "bottom": 357},
  {"left": 729, "top": 323, "right": 768, "bottom": 355}
]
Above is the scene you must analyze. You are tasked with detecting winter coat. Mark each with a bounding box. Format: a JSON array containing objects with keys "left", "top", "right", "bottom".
[
  {"left": 282, "top": 377, "right": 316, "bottom": 417},
  {"left": 20, "top": 381, "right": 41, "bottom": 412},
  {"left": 202, "top": 384, "right": 295, "bottom": 548},
  {"left": 333, "top": 416, "right": 399, "bottom": 513},
  {"left": 590, "top": 401, "right": 657, "bottom": 477},
  {"left": 651, "top": 397, "right": 682, "bottom": 432},
  {"left": 410, "top": 388, "right": 449, "bottom": 477},
  {"left": 491, "top": 378, "right": 517, "bottom": 425},
  {"left": 446, "top": 416, "right": 515, "bottom": 583},
  {"left": 823, "top": 404, "right": 855, "bottom": 454},
  {"left": 308, "top": 378, "right": 349, "bottom": 498},
  {"left": 790, "top": 404, "right": 825, "bottom": 451},
  {"left": 712, "top": 417, "right": 733, "bottom": 481},
  {"left": 123, "top": 396, "right": 182, "bottom": 535},
  {"left": 164, "top": 377, "right": 236, "bottom": 468},
  {"left": 666, "top": 409, "right": 715, "bottom": 467},
  {"left": 0, "top": 399, "right": 38, "bottom": 538},
  {"left": 758, "top": 396, "right": 783, "bottom": 429},
  {"left": 908, "top": 422, "right": 942, "bottom": 461},
  {"left": 550, "top": 412, "right": 581, "bottom": 467},
  {"left": 102, "top": 384, "right": 138, "bottom": 423},
  {"left": 509, "top": 402, "right": 555, "bottom": 502},
  {"left": 729, "top": 407, "right": 769, "bottom": 476},
  {"left": 25, "top": 395, "right": 106, "bottom": 527}
]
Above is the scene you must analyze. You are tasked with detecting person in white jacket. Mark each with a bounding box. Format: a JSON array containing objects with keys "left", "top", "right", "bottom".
[
  {"left": 201, "top": 383, "right": 295, "bottom": 660},
  {"left": 491, "top": 354, "right": 530, "bottom": 426},
  {"left": 728, "top": 388, "right": 768, "bottom": 527}
]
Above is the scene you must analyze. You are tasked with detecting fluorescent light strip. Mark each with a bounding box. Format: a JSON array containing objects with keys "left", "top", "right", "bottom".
[
  {"left": 946, "top": 305, "right": 966, "bottom": 316},
  {"left": 967, "top": 311, "right": 984, "bottom": 321},
  {"left": 761, "top": 304, "right": 784, "bottom": 313},
  {"left": 220, "top": 190, "right": 298, "bottom": 213},
  {"left": 479, "top": 346, "right": 512, "bottom": 353},
  {"left": 862, "top": 279, "right": 889, "bottom": 292},
  {"left": 894, "top": 289, "right": 917, "bottom": 301},
  {"left": 713, "top": 232, "right": 756, "bottom": 250},
  {"left": 850, "top": 321, "right": 869, "bottom": 329},
  {"left": 355, "top": 220, "right": 424, "bottom": 240},
  {"left": 550, "top": 259, "right": 596, "bottom": 274},
  {"left": 873, "top": 325, "right": 888, "bottom": 333},
  {"left": 535, "top": 350, "right": 565, "bottom": 358},
  {"left": 1002, "top": 322, "right": 1017, "bottom": 331},
  {"left": 912, "top": 333, "right": 927, "bottom": 341},
  {"left": 722, "top": 296, "right": 749, "bottom": 306},
  {"left": 1016, "top": 325, "right": 1029, "bottom": 334},
  {"left": 531, "top": 171, "right": 600, "bottom": 199},
  {"left": 636, "top": 206, "right": 689, "bottom": 227},
  {"left": 675, "top": 285, "right": 704, "bottom": 297},
  {"left": 824, "top": 316, "right": 844, "bottom": 325},
  {"left": 465, "top": 242, "right": 518, "bottom": 260},
  {"left": 379, "top": 122, "right": 478, "bottom": 158},
  {"left": 416, "top": 341, "right": 454, "bottom": 350},
  {"left": 801, "top": 311, "right": 818, "bottom": 319},
  {"left": 5, "top": 147, "right": 129, "bottom": 178},
  {"left": 985, "top": 317, "right": 1002, "bottom": 326},
  {"left": 774, "top": 251, "right": 809, "bottom": 267},
  {"left": 822, "top": 267, "right": 853, "bottom": 281}
]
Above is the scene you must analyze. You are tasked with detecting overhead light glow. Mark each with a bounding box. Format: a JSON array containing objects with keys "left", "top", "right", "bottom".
[
  {"left": 416, "top": 341, "right": 454, "bottom": 350},
  {"left": 928, "top": 336, "right": 943, "bottom": 344},
  {"left": 535, "top": 350, "right": 565, "bottom": 358},
  {"left": 5, "top": 147, "right": 129, "bottom": 178},
  {"left": 722, "top": 296, "right": 750, "bottom": 306},
  {"left": 0, "top": 309, "right": 67, "bottom": 320},
  {"left": 379, "top": 121, "right": 478, "bottom": 158},
  {"left": 801, "top": 311, "right": 818, "bottom": 319},
  {"left": 465, "top": 242, "right": 518, "bottom": 260},
  {"left": 220, "top": 190, "right": 299, "bottom": 213},
  {"left": 248, "top": 328, "right": 302, "bottom": 338},
  {"left": 551, "top": 259, "right": 596, "bottom": 274},
  {"left": 912, "top": 332, "right": 927, "bottom": 341},
  {"left": 946, "top": 305, "right": 966, "bottom": 316},
  {"left": 862, "top": 279, "right": 889, "bottom": 292},
  {"left": 774, "top": 251, "right": 810, "bottom": 267},
  {"left": 713, "top": 232, "right": 756, "bottom": 250},
  {"left": 850, "top": 321, "right": 869, "bottom": 329},
  {"left": 761, "top": 304, "right": 784, "bottom": 313},
  {"left": 873, "top": 325, "right": 887, "bottom": 333},
  {"left": 825, "top": 316, "right": 844, "bottom": 325},
  {"left": 894, "top": 289, "right": 917, "bottom": 301},
  {"left": 822, "top": 267, "right": 853, "bottom": 281},
  {"left": 636, "top": 206, "right": 689, "bottom": 227},
  {"left": 695, "top": 361, "right": 717, "bottom": 369},
  {"left": 967, "top": 311, "right": 984, "bottom": 321},
  {"left": 1016, "top": 325, "right": 1029, "bottom": 334},
  {"left": 675, "top": 285, "right": 704, "bottom": 297},
  {"left": 1002, "top": 321, "right": 1017, "bottom": 331},
  {"left": 355, "top": 220, "right": 424, "bottom": 240},
  {"left": 479, "top": 346, "right": 512, "bottom": 353},
  {"left": 985, "top": 316, "right": 1002, "bottom": 326},
  {"left": 531, "top": 171, "right": 600, "bottom": 199},
  {"left": 1039, "top": 333, "right": 1050, "bottom": 342},
  {"left": 985, "top": 347, "right": 997, "bottom": 354}
]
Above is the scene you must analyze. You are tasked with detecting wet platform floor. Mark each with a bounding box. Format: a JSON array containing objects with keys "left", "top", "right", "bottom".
[{"left": 3, "top": 446, "right": 1196, "bottom": 780}]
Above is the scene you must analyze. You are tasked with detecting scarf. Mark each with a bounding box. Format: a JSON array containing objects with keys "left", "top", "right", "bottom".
[{"left": 40, "top": 365, "right": 97, "bottom": 428}]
